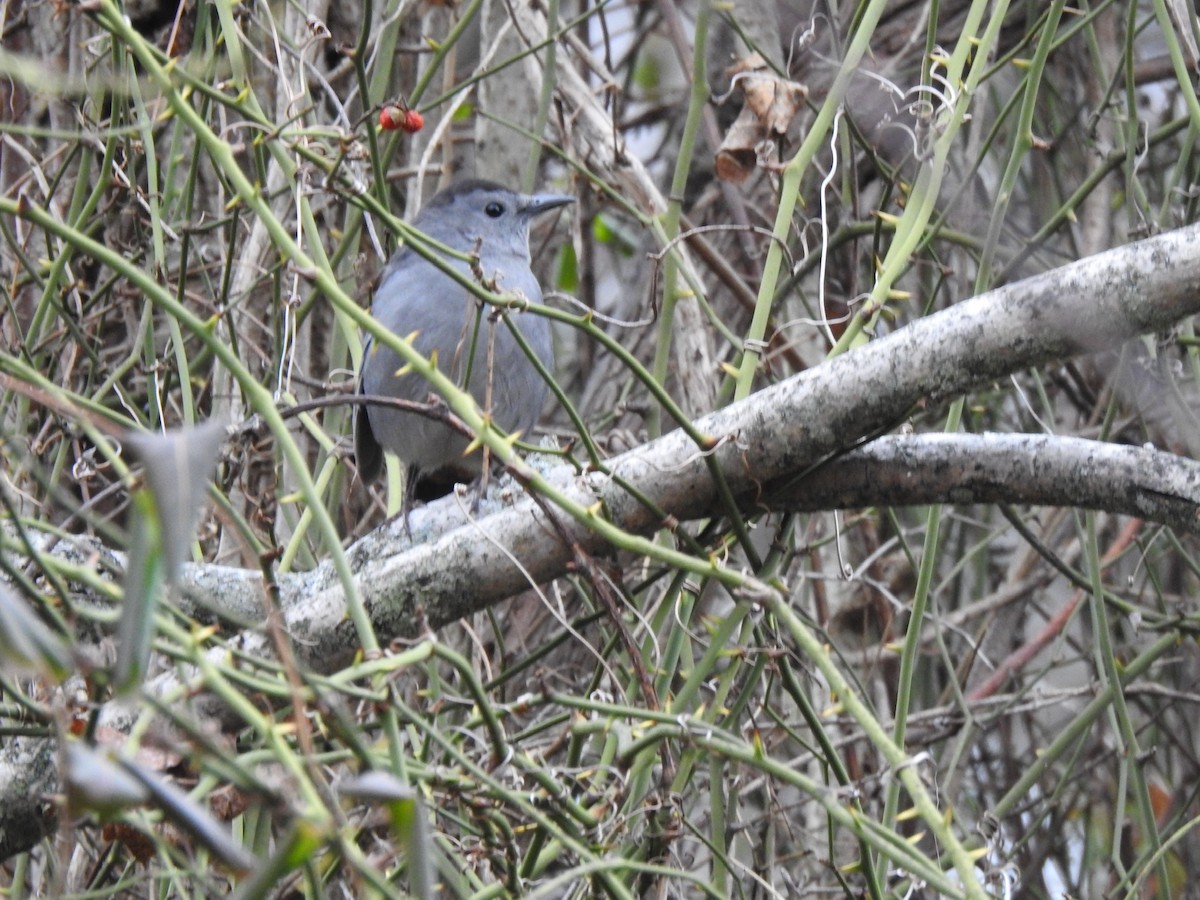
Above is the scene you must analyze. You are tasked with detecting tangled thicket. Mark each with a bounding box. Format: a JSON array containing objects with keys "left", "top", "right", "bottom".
[{"left": 3, "top": 0, "right": 1200, "bottom": 897}]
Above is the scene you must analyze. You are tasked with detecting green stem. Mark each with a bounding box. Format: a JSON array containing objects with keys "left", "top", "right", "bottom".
[
  {"left": 650, "top": 0, "right": 712, "bottom": 437},
  {"left": 733, "top": 0, "right": 891, "bottom": 398}
]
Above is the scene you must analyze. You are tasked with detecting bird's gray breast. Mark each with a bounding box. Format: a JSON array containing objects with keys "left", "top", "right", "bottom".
[{"left": 361, "top": 248, "right": 553, "bottom": 476}]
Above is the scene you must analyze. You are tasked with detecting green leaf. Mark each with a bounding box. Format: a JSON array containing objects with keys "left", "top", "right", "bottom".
[
  {"left": 340, "top": 771, "right": 434, "bottom": 899},
  {"left": 556, "top": 241, "right": 578, "bottom": 293},
  {"left": 113, "top": 419, "right": 225, "bottom": 694},
  {"left": 0, "top": 584, "right": 73, "bottom": 681}
]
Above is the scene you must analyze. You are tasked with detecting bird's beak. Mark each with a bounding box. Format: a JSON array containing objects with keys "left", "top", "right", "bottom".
[{"left": 525, "top": 192, "right": 576, "bottom": 217}]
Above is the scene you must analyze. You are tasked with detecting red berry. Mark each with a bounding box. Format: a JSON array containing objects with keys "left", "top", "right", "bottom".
[
  {"left": 401, "top": 109, "right": 424, "bottom": 133},
  {"left": 378, "top": 106, "right": 405, "bottom": 131}
]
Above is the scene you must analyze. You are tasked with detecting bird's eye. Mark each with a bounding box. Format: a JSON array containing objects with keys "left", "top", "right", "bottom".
[{"left": 484, "top": 201, "right": 505, "bottom": 218}]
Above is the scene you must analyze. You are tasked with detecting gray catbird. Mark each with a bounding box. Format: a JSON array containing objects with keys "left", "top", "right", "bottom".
[{"left": 354, "top": 179, "right": 574, "bottom": 504}]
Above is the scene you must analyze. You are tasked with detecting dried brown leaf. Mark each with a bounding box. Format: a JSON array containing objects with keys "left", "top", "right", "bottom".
[{"left": 715, "top": 54, "right": 808, "bottom": 182}]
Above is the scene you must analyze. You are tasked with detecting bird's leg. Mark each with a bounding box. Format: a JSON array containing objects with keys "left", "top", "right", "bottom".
[
  {"left": 477, "top": 455, "right": 491, "bottom": 508},
  {"left": 401, "top": 463, "right": 420, "bottom": 540}
]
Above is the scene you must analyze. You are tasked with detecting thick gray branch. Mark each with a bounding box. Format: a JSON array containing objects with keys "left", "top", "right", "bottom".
[
  {"left": 289, "top": 221, "right": 1200, "bottom": 666},
  {"left": 774, "top": 433, "right": 1200, "bottom": 534}
]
